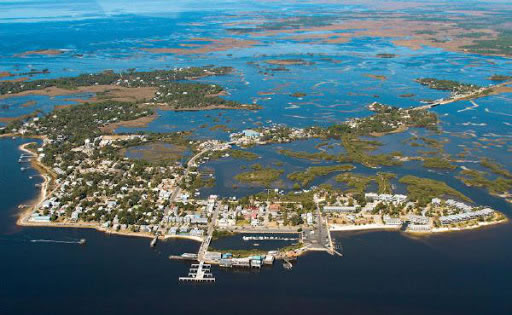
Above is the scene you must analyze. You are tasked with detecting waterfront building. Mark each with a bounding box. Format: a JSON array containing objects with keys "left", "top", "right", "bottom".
[
  {"left": 383, "top": 216, "right": 402, "bottom": 226},
  {"left": 242, "top": 129, "right": 261, "bottom": 138},
  {"left": 204, "top": 252, "right": 222, "bottom": 261},
  {"left": 29, "top": 213, "right": 51, "bottom": 223},
  {"left": 407, "top": 224, "right": 432, "bottom": 232},
  {"left": 408, "top": 214, "right": 429, "bottom": 225},
  {"left": 323, "top": 206, "right": 359, "bottom": 213},
  {"left": 439, "top": 208, "right": 494, "bottom": 225}
]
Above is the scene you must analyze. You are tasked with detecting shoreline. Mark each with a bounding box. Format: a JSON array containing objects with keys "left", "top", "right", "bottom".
[
  {"left": 329, "top": 218, "right": 509, "bottom": 235},
  {"left": 9, "top": 137, "right": 511, "bottom": 243},
  {"left": 13, "top": 141, "right": 202, "bottom": 241},
  {"left": 16, "top": 141, "right": 51, "bottom": 226}
]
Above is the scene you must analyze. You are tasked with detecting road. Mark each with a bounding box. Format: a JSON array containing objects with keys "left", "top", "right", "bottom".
[
  {"left": 197, "top": 199, "right": 221, "bottom": 261},
  {"left": 413, "top": 80, "right": 512, "bottom": 111}
]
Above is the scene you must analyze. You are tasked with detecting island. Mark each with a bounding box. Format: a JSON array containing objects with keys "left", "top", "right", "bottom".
[{"left": 2, "top": 65, "right": 508, "bottom": 282}]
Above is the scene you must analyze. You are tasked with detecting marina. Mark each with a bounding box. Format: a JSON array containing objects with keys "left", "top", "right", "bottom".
[{"left": 179, "top": 261, "right": 215, "bottom": 283}]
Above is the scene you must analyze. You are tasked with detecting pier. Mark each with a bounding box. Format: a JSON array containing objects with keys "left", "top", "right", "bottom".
[
  {"left": 178, "top": 195, "right": 220, "bottom": 283},
  {"left": 179, "top": 261, "right": 215, "bottom": 283}
]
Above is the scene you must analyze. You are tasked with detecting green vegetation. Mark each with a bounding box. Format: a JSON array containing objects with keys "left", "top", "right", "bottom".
[
  {"left": 229, "top": 149, "right": 260, "bottom": 160},
  {"left": 335, "top": 172, "right": 396, "bottom": 195},
  {"left": 279, "top": 135, "right": 402, "bottom": 168},
  {"left": 124, "top": 142, "right": 187, "bottom": 163},
  {"left": 376, "top": 172, "right": 396, "bottom": 194},
  {"left": 234, "top": 166, "right": 283, "bottom": 186},
  {"left": 415, "top": 78, "right": 480, "bottom": 93},
  {"left": 335, "top": 173, "right": 374, "bottom": 195},
  {"left": 376, "top": 53, "right": 396, "bottom": 58},
  {"left": 209, "top": 124, "right": 229, "bottom": 131},
  {"left": 480, "top": 158, "right": 512, "bottom": 178},
  {"left": 414, "top": 30, "right": 437, "bottom": 35},
  {"left": 0, "top": 66, "right": 258, "bottom": 112},
  {"left": 422, "top": 157, "right": 457, "bottom": 170},
  {"left": 340, "top": 135, "right": 403, "bottom": 168},
  {"left": 155, "top": 82, "right": 249, "bottom": 109},
  {"left": 463, "top": 30, "right": 512, "bottom": 56},
  {"left": 37, "top": 101, "right": 151, "bottom": 145},
  {"left": 209, "top": 247, "right": 267, "bottom": 257},
  {"left": 456, "top": 32, "right": 489, "bottom": 38},
  {"left": 228, "top": 15, "right": 338, "bottom": 34},
  {"left": 0, "top": 66, "right": 231, "bottom": 95},
  {"left": 212, "top": 230, "right": 235, "bottom": 240},
  {"left": 457, "top": 168, "right": 512, "bottom": 196},
  {"left": 488, "top": 74, "right": 512, "bottom": 82},
  {"left": 399, "top": 175, "right": 471, "bottom": 206},
  {"left": 279, "top": 149, "right": 337, "bottom": 161},
  {"left": 347, "top": 106, "right": 438, "bottom": 136},
  {"left": 287, "top": 164, "right": 355, "bottom": 186}
]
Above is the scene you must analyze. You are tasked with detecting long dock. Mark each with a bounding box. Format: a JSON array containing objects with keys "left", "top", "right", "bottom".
[{"left": 178, "top": 197, "right": 220, "bottom": 283}]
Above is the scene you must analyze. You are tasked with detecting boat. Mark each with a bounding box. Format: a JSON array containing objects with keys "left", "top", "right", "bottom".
[
  {"left": 79, "top": 238, "right": 87, "bottom": 245},
  {"left": 283, "top": 259, "right": 293, "bottom": 270},
  {"left": 150, "top": 236, "right": 158, "bottom": 248}
]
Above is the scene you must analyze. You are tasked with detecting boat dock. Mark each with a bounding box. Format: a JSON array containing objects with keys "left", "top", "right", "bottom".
[
  {"left": 178, "top": 199, "right": 220, "bottom": 283},
  {"left": 242, "top": 236, "right": 298, "bottom": 241},
  {"left": 179, "top": 261, "right": 215, "bottom": 283},
  {"left": 169, "top": 253, "right": 198, "bottom": 261}
]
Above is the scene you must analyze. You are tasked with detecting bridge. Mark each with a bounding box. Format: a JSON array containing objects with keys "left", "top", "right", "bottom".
[{"left": 411, "top": 80, "right": 512, "bottom": 111}]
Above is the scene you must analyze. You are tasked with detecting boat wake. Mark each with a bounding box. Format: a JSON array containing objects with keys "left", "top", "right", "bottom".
[{"left": 30, "top": 238, "right": 86, "bottom": 245}]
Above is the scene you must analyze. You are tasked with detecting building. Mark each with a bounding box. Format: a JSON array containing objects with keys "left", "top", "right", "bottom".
[
  {"left": 407, "top": 224, "right": 432, "bottom": 232},
  {"left": 243, "top": 129, "right": 261, "bottom": 138},
  {"left": 408, "top": 214, "right": 429, "bottom": 225},
  {"left": 204, "top": 251, "right": 222, "bottom": 261},
  {"left": 306, "top": 212, "right": 313, "bottom": 225},
  {"left": 431, "top": 198, "right": 442, "bottom": 206},
  {"left": 29, "top": 213, "right": 51, "bottom": 223},
  {"left": 439, "top": 208, "right": 494, "bottom": 225},
  {"left": 365, "top": 193, "right": 407, "bottom": 204},
  {"left": 383, "top": 216, "right": 402, "bottom": 226},
  {"left": 263, "top": 255, "right": 275, "bottom": 265},
  {"left": 323, "top": 206, "right": 359, "bottom": 213}
]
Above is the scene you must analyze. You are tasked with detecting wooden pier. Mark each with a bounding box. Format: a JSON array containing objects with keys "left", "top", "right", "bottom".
[{"left": 179, "top": 261, "right": 215, "bottom": 283}]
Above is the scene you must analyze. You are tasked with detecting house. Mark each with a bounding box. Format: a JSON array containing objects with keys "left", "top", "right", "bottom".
[{"left": 243, "top": 129, "right": 261, "bottom": 138}]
